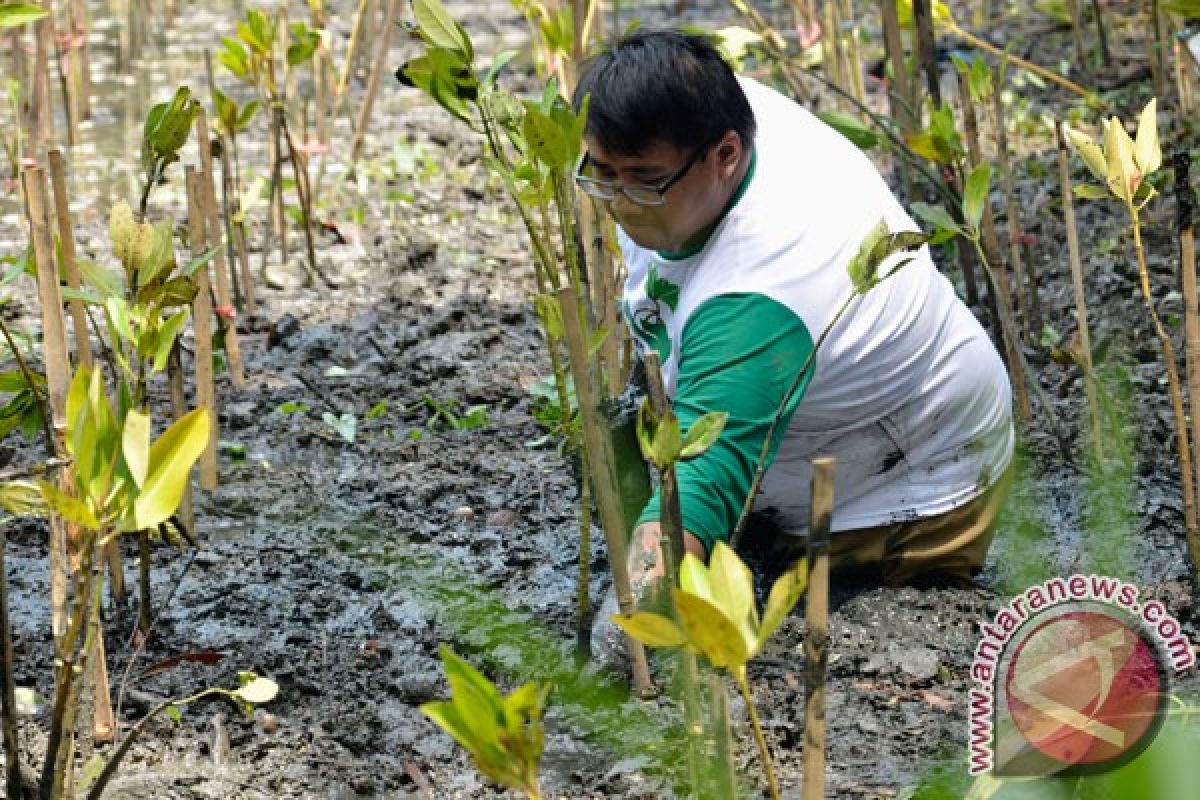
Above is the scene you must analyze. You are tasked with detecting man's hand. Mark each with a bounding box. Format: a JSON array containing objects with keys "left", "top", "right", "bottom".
[{"left": 625, "top": 522, "right": 709, "bottom": 609}]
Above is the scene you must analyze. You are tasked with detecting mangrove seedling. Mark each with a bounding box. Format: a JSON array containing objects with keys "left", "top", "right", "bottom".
[
  {"left": 423, "top": 395, "right": 489, "bottom": 431},
  {"left": 139, "top": 87, "right": 200, "bottom": 220},
  {"left": 421, "top": 645, "right": 549, "bottom": 800},
  {"left": 614, "top": 542, "right": 808, "bottom": 800},
  {"left": 1063, "top": 98, "right": 1200, "bottom": 570}
]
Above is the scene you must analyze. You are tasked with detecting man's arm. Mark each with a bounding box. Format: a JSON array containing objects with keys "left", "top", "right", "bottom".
[{"left": 627, "top": 292, "right": 815, "bottom": 593}]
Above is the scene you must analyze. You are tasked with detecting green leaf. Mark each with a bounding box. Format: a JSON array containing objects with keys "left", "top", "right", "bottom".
[
  {"left": 673, "top": 589, "right": 749, "bottom": 670},
  {"left": 0, "top": 480, "right": 45, "bottom": 516},
  {"left": 679, "top": 411, "right": 728, "bottom": 460},
  {"left": 276, "top": 401, "right": 309, "bottom": 415},
  {"left": 236, "top": 99, "right": 260, "bottom": 131},
  {"left": 365, "top": 401, "right": 388, "bottom": 420},
  {"left": 1073, "top": 183, "right": 1111, "bottom": 200},
  {"left": 131, "top": 407, "right": 210, "bottom": 530},
  {"left": 412, "top": 0, "right": 473, "bottom": 60},
  {"left": 611, "top": 611, "right": 687, "bottom": 648},
  {"left": 522, "top": 106, "right": 571, "bottom": 169},
  {"left": 817, "top": 110, "right": 878, "bottom": 150},
  {"left": 38, "top": 481, "right": 99, "bottom": 530},
  {"left": 152, "top": 310, "right": 189, "bottom": 374},
  {"left": 1064, "top": 125, "right": 1107, "bottom": 181},
  {"left": 483, "top": 49, "right": 519, "bottom": 85},
  {"left": 164, "top": 704, "right": 184, "bottom": 722},
  {"left": 962, "top": 163, "right": 992, "bottom": 230},
  {"left": 533, "top": 293, "right": 564, "bottom": 340},
  {"left": 77, "top": 258, "right": 124, "bottom": 297},
  {"left": 1164, "top": 0, "right": 1200, "bottom": 17},
  {"left": 78, "top": 754, "right": 105, "bottom": 791},
  {"left": 286, "top": 25, "right": 320, "bottom": 66},
  {"left": 910, "top": 202, "right": 963, "bottom": 238},
  {"left": 139, "top": 219, "right": 176, "bottom": 286},
  {"left": 218, "top": 37, "right": 250, "bottom": 78},
  {"left": 759, "top": 557, "right": 807, "bottom": 649},
  {"left": 847, "top": 218, "right": 890, "bottom": 294},
  {"left": 122, "top": 409, "right": 150, "bottom": 488},
  {"left": 149, "top": 87, "right": 199, "bottom": 162},
  {"left": 233, "top": 675, "right": 279, "bottom": 705},
  {"left": 651, "top": 409, "right": 682, "bottom": 468},
  {"left": 0, "top": 3, "right": 48, "bottom": 30}
]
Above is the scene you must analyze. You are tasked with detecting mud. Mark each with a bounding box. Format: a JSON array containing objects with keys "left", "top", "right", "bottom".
[{"left": 1, "top": 0, "right": 1199, "bottom": 798}]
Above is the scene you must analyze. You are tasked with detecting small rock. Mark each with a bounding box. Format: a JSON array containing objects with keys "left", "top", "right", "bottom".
[
  {"left": 485, "top": 509, "right": 519, "bottom": 528},
  {"left": 258, "top": 711, "right": 280, "bottom": 733},
  {"left": 452, "top": 506, "right": 475, "bottom": 520}
]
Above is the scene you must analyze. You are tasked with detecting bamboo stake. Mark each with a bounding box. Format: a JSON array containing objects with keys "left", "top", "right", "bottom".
[
  {"left": 1055, "top": 122, "right": 1102, "bottom": 462},
  {"left": 1176, "top": 153, "right": 1200, "bottom": 527},
  {"left": 992, "top": 86, "right": 1038, "bottom": 344},
  {"left": 32, "top": 14, "right": 52, "bottom": 152},
  {"left": 881, "top": 0, "right": 917, "bottom": 137},
  {"left": 838, "top": 0, "right": 864, "bottom": 105},
  {"left": 709, "top": 672, "right": 738, "bottom": 800},
  {"left": 557, "top": 285, "right": 654, "bottom": 696},
  {"left": 822, "top": 0, "right": 845, "bottom": 109},
  {"left": 70, "top": 0, "right": 92, "bottom": 119},
  {"left": 803, "top": 456, "right": 834, "bottom": 800},
  {"left": 49, "top": 2, "right": 79, "bottom": 147},
  {"left": 185, "top": 168, "right": 219, "bottom": 491},
  {"left": 23, "top": 165, "right": 71, "bottom": 650},
  {"left": 47, "top": 151, "right": 91, "bottom": 371},
  {"left": 195, "top": 107, "right": 245, "bottom": 387},
  {"left": 349, "top": 0, "right": 400, "bottom": 168}
]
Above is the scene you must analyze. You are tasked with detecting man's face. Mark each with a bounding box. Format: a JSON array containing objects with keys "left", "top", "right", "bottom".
[{"left": 582, "top": 135, "right": 736, "bottom": 253}]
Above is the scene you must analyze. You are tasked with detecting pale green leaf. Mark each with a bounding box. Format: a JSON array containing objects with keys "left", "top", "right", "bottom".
[
  {"left": 1133, "top": 97, "right": 1161, "bottom": 176},
  {"left": 679, "top": 411, "right": 728, "bottom": 460},
  {"left": 132, "top": 408, "right": 209, "bottom": 530},
  {"left": 1073, "top": 183, "right": 1111, "bottom": 200},
  {"left": 706, "top": 541, "right": 759, "bottom": 648},
  {"left": 533, "top": 293, "right": 563, "bottom": 340},
  {"left": 758, "top": 557, "right": 808, "bottom": 650},
  {"left": 611, "top": 611, "right": 687, "bottom": 648},
  {"left": 522, "top": 107, "right": 571, "bottom": 169},
  {"left": 1064, "top": 126, "right": 1107, "bottom": 181},
  {"left": 678, "top": 551, "right": 716, "bottom": 605},
  {"left": 0, "top": 480, "right": 46, "bottom": 516},
  {"left": 651, "top": 410, "right": 682, "bottom": 468},
  {"left": 412, "top": 0, "right": 472, "bottom": 59},
  {"left": 1103, "top": 116, "right": 1138, "bottom": 205},
  {"left": 816, "top": 110, "right": 878, "bottom": 150},
  {"left": 38, "top": 481, "right": 99, "bottom": 530},
  {"left": 233, "top": 675, "right": 279, "bottom": 705},
  {"left": 962, "top": 163, "right": 992, "bottom": 230},
  {"left": 910, "top": 202, "right": 963, "bottom": 238},
  {"left": 0, "top": 3, "right": 48, "bottom": 30},
  {"left": 122, "top": 409, "right": 150, "bottom": 488},
  {"left": 673, "top": 589, "right": 750, "bottom": 670},
  {"left": 152, "top": 310, "right": 189, "bottom": 373}
]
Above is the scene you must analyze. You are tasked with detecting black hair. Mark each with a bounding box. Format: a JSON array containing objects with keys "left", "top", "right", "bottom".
[{"left": 573, "top": 30, "right": 756, "bottom": 156}]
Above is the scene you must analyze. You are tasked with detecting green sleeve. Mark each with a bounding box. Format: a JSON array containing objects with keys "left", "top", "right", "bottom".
[{"left": 636, "top": 293, "right": 815, "bottom": 554}]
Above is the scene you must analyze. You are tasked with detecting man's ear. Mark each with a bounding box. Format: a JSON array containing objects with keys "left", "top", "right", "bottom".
[{"left": 714, "top": 130, "right": 743, "bottom": 180}]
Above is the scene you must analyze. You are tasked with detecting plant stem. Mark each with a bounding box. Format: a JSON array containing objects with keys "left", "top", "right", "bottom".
[
  {"left": 1131, "top": 213, "right": 1200, "bottom": 561},
  {"left": 576, "top": 469, "right": 592, "bottom": 653},
  {"left": 735, "top": 666, "right": 780, "bottom": 800},
  {"left": 0, "top": 317, "right": 56, "bottom": 457}
]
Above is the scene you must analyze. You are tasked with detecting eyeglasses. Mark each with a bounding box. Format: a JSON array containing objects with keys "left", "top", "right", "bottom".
[{"left": 574, "top": 148, "right": 705, "bottom": 207}]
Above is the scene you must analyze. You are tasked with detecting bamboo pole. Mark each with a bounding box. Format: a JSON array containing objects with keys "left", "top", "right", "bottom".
[
  {"left": 32, "top": 14, "right": 52, "bottom": 153},
  {"left": 49, "top": 2, "right": 79, "bottom": 147},
  {"left": 1055, "top": 122, "right": 1102, "bottom": 462},
  {"left": 195, "top": 107, "right": 246, "bottom": 387},
  {"left": 557, "top": 285, "right": 654, "bottom": 695},
  {"left": 349, "top": 0, "right": 400, "bottom": 168},
  {"left": 167, "top": 342, "right": 195, "bottom": 534},
  {"left": 881, "top": 0, "right": 917, "bottom": 136},
  {"left": 71, "top": 0, "right": 92, "bottom": 119},
  {"left": 838, "top": 0, "right": 864, "bottom": 105},
  {"left": 47, "top": 151, "right": 91, "bottom": 371},
  {"left": 992, "top": 86, "right": 1039, "bottom": 344},
  {"left": 1176, "top": 153, "right": 1200, "bottom": 523},
  {"left": 803, "top": 456, "right": 834, "bottom": 800},
  {"left": 185, "top": 168, "right": 219, "bottom": 491}
]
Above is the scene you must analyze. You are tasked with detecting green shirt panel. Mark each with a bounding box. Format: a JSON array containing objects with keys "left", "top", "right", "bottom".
[{"left": 636, "top": 292, "right": 815, "bottom": 553}]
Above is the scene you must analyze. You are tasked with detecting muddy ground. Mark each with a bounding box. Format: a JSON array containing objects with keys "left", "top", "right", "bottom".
[{"left": 2, "top": 0, "right": 1200, "bottom": 798}]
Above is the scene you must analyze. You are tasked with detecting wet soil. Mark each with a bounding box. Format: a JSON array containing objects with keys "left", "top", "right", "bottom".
[{"left": 2, "top": 1, "right": 1200, "bottom": 798}]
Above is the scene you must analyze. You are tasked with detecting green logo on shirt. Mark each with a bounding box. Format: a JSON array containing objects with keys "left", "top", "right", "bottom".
[{"left": 628, "top": 266, "right": 679, "bottom": 365}]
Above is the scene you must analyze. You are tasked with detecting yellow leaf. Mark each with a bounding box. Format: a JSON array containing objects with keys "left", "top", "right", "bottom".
[
  {"left": 673, "top": 589, "right": 751, "bottom": 670},
  {"left": 132, "top": 408, "right": 209, "bottom": 530},
  {"left": 1064, "top": 126, "right": 1107, "bottom": 181},
  {"left": 679, "top": 552, "right": 716, "bottom": 604},
  {"left": 1103, "top": 116, "right": 1138, "bottom": 206},
  {"left": 1134, "top": 97, "right": 1161, "bottom": 176},
  {"left": 38, "top": 481, "right": 99, "bottom": 530},
  {"left": 706, "top": 541, "right": 759, "bottom": 644},
  {"left": 759, "top": 557, "right": 808, "bottom": 651},
  {"left": 611, "top": 611, "right": 687, "bottom": 648},
  {"left": 122, "top": 410, "right": 150, "bottom": 488}
]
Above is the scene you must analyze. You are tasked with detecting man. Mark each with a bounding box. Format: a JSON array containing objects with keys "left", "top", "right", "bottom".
[{"left": 573, "top": 32, "right": 1013, "bottom": 636}]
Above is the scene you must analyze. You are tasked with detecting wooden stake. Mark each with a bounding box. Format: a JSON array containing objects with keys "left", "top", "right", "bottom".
[
  {"left": 803, "top": 456, "right": 834, "bottom": 800},
  {"left": 167, "top": 342, "right": 195, "bottom": 534},
  {"left": 1055, "top": 122, "right": 1102, "bottom": 462},
  {"left": 49, "top": 2, "right": 79, "bottom": 147},
  {"left": 47, "top": 150, "right": 92, "bottom": 370},
  {"left": 349, "top": 0, "right": 400, "bottom": 167},
  {"left": 557, "top": 285, "right": 654, "bottom": 696},
  {"left": 195, "top": 107, "right": 246, "bottom": 386},
  {"left": 185, "top": 168, "right": 219, "bottom": 491},
  {"left": 912, "top": 0, "right": 941, "bottom": 107},
  {"left": 70, "top": 0, "right": 92, "bottom": 119},
  {"left": 31, "top": 14, "right": 52, "bottom": 152},
  {"left": 881, "top": 0, "right": 917, "bottom": 137},
  {"left": 1176, "top": 153, "right": 1200, "bottom": 523}
]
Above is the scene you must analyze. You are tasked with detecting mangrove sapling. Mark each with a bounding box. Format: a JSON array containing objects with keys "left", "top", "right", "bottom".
[
  {"left": 421, "top": 646, "right": 549, "bottom": 800},
  {"left": 348, "top": 0, "right": 400, "bottom": 169},
  {"left": 614, "top": 542, "right": 808, "bottom": 800},
  {"left": 1177, "top": 153, "right": 1200, "bottom": 537},
  {"left": 423, "top": 395, "right": 489, "bottom": 431},
  {"left": 731, "top": 218, "right": 929, "bottom": 546},
  {"left": 635, "top": 361, "right": 733, "bottom": 798},
  {"left": 81, "top": 672, "right": 278, "bottom": 800},
  {"left": 1064, "top": 100, "right": 1200, "bottom": 571},
  {"left": 402, "top": 0, "right": 641, "bottom": 676}
]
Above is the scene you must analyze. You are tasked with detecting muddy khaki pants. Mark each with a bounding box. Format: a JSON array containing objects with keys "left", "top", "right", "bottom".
[{"left": 741, "top": 474, "right": 1011, "bottom": 590}]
